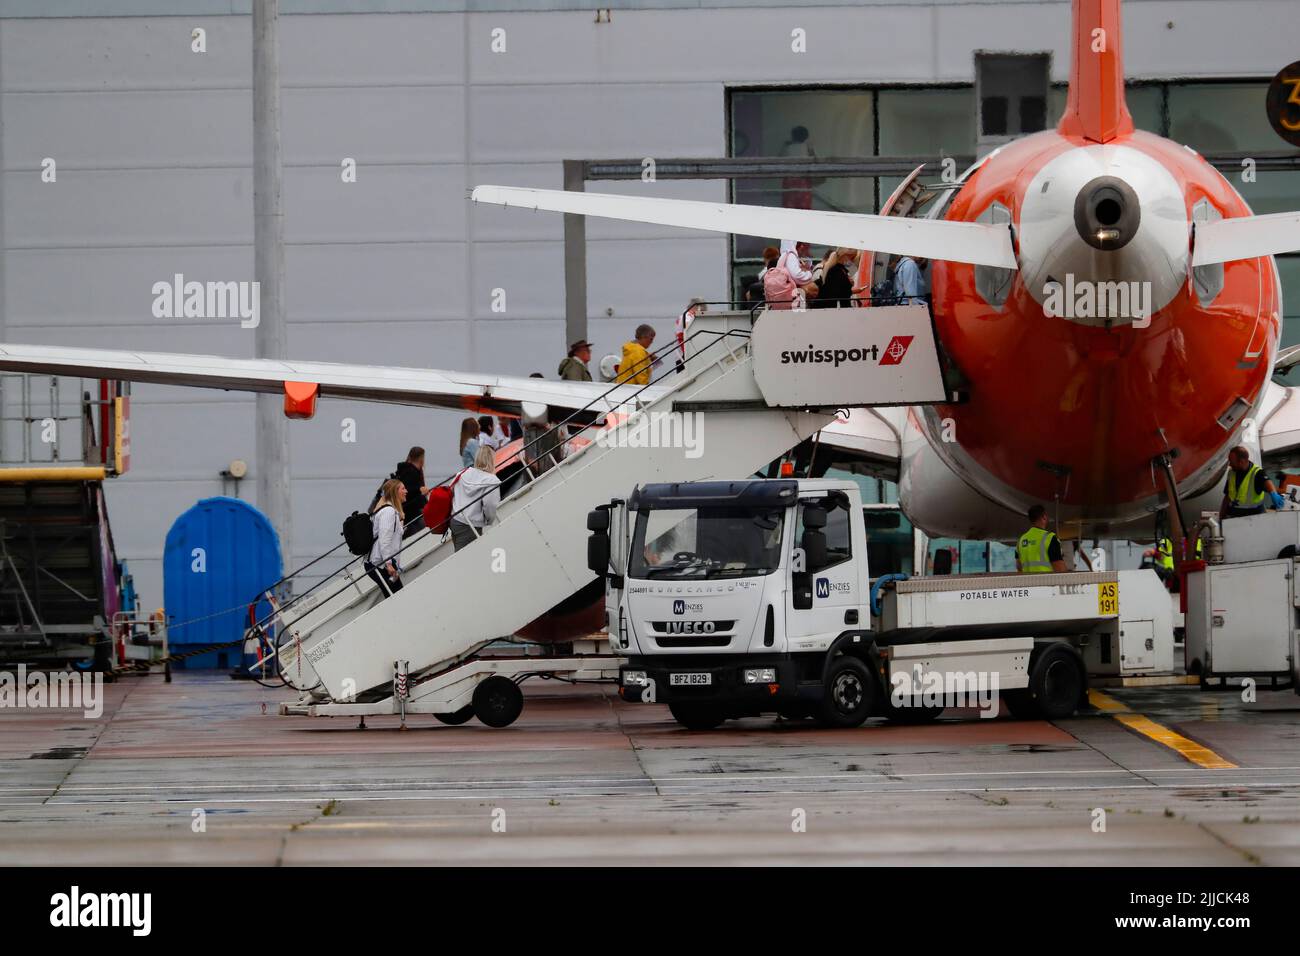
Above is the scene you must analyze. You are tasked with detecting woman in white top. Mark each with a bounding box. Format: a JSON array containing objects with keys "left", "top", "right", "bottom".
[
  {"left": 777, "top": 239, "right": 814, "bottom": 284},
  {"left": 449, "top": 445, "right": 502, "bottom": 551},
  {"left": 367, "top": 478, "right": 407, "bottom": 596},
  {"left": 768, "top": 239, "right": 816, "bottom": 309}
]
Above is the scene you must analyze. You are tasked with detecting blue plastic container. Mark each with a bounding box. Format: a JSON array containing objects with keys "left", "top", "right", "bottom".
[{"left": 163, "top": 497, "right": 283, "bottom": 670}]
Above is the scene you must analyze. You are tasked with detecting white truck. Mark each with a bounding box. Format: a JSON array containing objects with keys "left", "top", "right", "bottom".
[{"left": 588, "top": 477, "right": 1175, "bottom": 730}]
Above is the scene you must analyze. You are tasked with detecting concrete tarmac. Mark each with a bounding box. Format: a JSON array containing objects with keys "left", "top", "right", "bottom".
[{"left": 1, "top": 673, "right": 1297, "bottom": 865}]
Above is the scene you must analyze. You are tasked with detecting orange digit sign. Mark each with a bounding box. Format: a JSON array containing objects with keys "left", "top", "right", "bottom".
[
  {"left": 1282, "top": 78, "right": 1300, "bottom": 131},
  {"left": 1266, "top": 63, "right": 1300, "bottom": 145}
]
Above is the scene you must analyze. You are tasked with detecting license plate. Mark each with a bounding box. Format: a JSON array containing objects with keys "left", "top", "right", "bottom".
[{"left": 670, "top": 672, "right": 712, "bottom": 686}]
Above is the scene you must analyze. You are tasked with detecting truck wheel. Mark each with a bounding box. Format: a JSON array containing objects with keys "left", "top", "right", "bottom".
[
  {"left": 819, "top": 656, "right": 877, "bottom": 728},
  {"left": 472, "top": 677, "right": 524, "bottom": 728},
  {"left": 434, "top": 705, "right": 475, "bottom": 726},
  {"left": 1026, "top": 644, "right": 1087, "bottom": 720},
  {"left": 669, "top": 702, "right": 726, "bottom": 730},
  {"left": 884, "top": 698, "right": 945, "bottom": 724}
]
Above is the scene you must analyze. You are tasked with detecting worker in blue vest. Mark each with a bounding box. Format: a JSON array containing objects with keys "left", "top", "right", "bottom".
[
  {"left": 1016, "top": 505, "right": 1068, "bottom": 574},
  {"left": 1219, "top": 446, "right": 1284, "bottom": 520}
]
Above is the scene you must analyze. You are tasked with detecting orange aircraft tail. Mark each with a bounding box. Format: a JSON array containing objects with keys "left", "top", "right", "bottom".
[{"left": 1057, "top": 0, "right": 1134, "bottom": 143}]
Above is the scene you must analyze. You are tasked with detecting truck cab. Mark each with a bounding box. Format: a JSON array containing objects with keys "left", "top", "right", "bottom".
[{"left": 590, "top": 477, "right": 885, "bottom": 729}]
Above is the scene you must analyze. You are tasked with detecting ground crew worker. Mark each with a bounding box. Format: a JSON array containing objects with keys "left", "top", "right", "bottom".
[
  {"left": 1158, "top": 535, "right": 1202, "bottom": 570},
  {"left": 1157, "top": 537, "right": 1175, "bottom": 572},
  {"left": 1219, "top": 445, "right": 1283, "bottom": 519},
  {"left": 1016, "top": 505, "right": 1068, "bottom": 574}
]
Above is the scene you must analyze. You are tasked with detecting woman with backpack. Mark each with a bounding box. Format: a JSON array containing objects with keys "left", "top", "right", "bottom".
[
  {"left": 763, "top": 239, "right": 815, "bottom": 310},
  {"left": 459, "top": 417, "right": 481, "bottom": 468},
  {"left": 367, "top": 478, "right": 408, "bottom": 596},
  {"left": 449, "top": 445, "right": 502, "bottom": 551}
]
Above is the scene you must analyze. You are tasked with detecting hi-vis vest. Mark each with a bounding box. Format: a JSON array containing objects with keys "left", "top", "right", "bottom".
[
  {"left": 1017, "top": 526, "right": 1057, "bottom": 573},
  {"left": 1227, "top": 464, "right": 1266, "bottom": 510},
  {"left": 1159, "top": 537, "right": 1203, "bottom": 568}
]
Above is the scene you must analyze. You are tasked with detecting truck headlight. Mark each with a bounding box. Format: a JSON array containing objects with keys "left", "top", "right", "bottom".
[
  {"left": 744, "top": 668, "right": 777, "bottom": 684},
  {"left": 623, "top": 670, "right": 649, "bottom": 687}
]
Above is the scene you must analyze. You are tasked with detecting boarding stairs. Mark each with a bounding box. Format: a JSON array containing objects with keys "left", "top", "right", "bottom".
[{"left": 259, "top": 306, "right": 944, "bottom": 721}]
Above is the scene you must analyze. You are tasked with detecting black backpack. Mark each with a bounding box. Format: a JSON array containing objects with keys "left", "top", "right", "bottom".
[
  {"left": 871, "top": 278, "right": 902, "bottom": 306},
  {"left": 368, "top": 468, "right": 399, "bottom": 512},
  {"left": 342, "top": 511, "right": 375, "bottom": 556}
]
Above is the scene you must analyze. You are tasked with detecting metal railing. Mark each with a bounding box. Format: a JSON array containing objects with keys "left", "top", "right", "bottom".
[
  {"left": 245, "top": 322, "right": 757, "bottom": 658},
  {"left": 0, "top": 374, "right": 107, "bottom": 466}
]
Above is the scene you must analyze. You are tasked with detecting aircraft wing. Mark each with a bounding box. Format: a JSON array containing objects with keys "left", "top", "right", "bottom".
[
  {"left": 1193, "top": 210, "right": 1300, "bottom": 266},
  {"left": 0, "top": 342, "right": 665, "bottom": 419},
  {"left": 472, "top": 186, "right": 1019, "bottom": 270}
]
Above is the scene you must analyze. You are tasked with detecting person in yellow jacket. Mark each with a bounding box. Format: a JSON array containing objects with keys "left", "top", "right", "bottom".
[
  {"left": 1016, "top": 505, "right": 1068, "bottom": 574},
  {"left": 616, "top": 324, "right": 657, "bottom": 386}
]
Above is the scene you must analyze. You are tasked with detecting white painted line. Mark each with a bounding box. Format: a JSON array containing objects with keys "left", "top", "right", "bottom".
[
  {"left": 22, "top": 778, "right": 1300, "bottom": 808},
  {"left": 5, "top": 764, "right": 1300, "bottom": 795}
]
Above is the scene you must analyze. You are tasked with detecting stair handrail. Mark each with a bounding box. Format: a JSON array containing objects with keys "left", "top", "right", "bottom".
[{"left": 246, "top": 324, "right": 754, "bottom": 637}]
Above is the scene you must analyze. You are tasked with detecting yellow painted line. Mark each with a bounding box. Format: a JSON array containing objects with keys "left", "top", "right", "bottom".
[
  {"left": 0, "top": 466, "right": 107, "bottom": 482},
  {"left": 1088, "top": 690, "right": 1237, "bottom": 769},
  {"left": 1090, "top": 674, "right": 1200, "bottom": 688},
  {"left": 1087, "top": 689, "right": 1128, "bottom": 713}
]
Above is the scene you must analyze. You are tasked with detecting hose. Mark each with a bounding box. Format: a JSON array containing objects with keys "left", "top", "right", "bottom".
[{"left": 870, "top": 573, "right": 910, "bottom": 618}]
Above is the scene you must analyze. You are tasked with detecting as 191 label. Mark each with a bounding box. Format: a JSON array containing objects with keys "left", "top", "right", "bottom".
[{"left": 1098, "top": 581, "right": 1118, "bottom": 616}]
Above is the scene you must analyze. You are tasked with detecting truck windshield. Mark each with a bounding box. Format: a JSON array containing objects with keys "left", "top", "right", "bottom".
[{"left": 628, "top": 507, "right": 785, "bottom": 579}]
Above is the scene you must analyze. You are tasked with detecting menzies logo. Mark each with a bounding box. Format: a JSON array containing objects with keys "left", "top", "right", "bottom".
[
  {"left": 878, "top": 335, "right": 914, "bottom": 366},
  {"left": 672, "top": 599, "right": 686, "bottom": 615},
  {"left": 815, "top": 577, "right": 851, "bottom": 599}
]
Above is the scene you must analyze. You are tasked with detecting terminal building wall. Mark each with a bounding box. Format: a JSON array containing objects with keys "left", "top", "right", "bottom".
[{"left": 0, "top": 0, "right": 1296, "bottom": 608}]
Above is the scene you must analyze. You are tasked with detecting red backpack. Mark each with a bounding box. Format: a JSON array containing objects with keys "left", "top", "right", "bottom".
[{"left": 423, "top": 470, "right": 465, "bottom": 533}]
